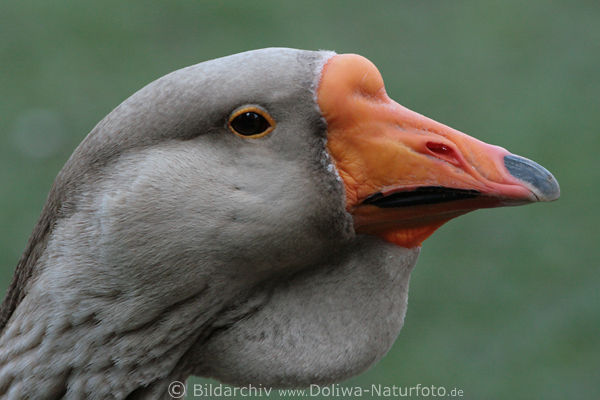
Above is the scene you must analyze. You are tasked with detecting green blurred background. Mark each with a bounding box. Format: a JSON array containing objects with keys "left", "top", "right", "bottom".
[{"left": 0, "top": 1, "right": 598, "bottom": 399}]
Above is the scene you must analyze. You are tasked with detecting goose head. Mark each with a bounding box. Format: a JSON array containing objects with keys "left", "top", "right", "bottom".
[{"left": 0, "top": 48, "right": 559, "bottom": 398}]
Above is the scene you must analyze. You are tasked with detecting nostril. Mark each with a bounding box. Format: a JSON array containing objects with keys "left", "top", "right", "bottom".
[
  {"left": 426, "top": 142, "right": 460, "bottom": 166},
  {"left": 426, "top": 142, "right": 451, "bottom": 155}
]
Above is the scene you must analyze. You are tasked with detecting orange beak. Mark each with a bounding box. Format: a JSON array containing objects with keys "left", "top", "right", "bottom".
[{"left": 317, "top": 54, "right": 560, "bottom": 248}]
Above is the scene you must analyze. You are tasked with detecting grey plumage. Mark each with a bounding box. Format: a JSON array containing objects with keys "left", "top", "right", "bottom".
[
  {"left": 0, "top": 49, "right": 412, "bottom": 398},
  {"left": 0, "top": 47, "right": 559, "bottom": 399}
]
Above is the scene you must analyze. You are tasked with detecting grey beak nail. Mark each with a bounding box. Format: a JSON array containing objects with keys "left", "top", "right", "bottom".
[{"left": 504, "top": 154, "right": 560, "bottom": 201}]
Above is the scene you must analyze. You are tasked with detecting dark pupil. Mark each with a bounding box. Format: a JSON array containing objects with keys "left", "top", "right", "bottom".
[{"left": 231, "top": 112, "right": 270, "bottom": 136}]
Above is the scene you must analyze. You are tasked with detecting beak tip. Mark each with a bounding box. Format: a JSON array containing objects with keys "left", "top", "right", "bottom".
[
  {"left": 504, "top": 154, "right": 560, "bottom": 202},
  {"left": 504, "top": 154, "right": 560, "bottom": 201}
]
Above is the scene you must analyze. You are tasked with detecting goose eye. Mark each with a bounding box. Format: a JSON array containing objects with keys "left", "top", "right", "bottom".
[{"left": 228, "top": 107, "right": 275, "bottom": 138}]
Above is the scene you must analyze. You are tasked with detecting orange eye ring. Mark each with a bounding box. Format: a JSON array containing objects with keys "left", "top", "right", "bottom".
[{"left": 227, "top": 106, "right": 276, "bottom": 138}]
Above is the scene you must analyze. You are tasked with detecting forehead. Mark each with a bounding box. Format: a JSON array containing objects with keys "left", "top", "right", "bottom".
[
  {"left": 78, "top": 48, "right": 334, "bottom": 152},
  {"left": 172, "top": 48, "right": 335, "bottom": 109}
]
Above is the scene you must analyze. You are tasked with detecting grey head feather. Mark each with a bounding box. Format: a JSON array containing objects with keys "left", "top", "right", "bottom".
[
  {"left": 0, "top": 48, "right": 418, "bottom": 397},
  {"left": 0, "top": 48, "right": 343, "bottom": 332}
]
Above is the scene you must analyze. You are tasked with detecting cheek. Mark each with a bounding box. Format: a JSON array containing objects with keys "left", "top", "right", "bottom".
[
  {"left": 224, "top": 163, "right": 338, "bottom": 271},
  {"left": 96, "top": 144, "right": 336, "bottom": 275},
  {"left": 90, "top": 148, "right": 225, "bottom": 283}
]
